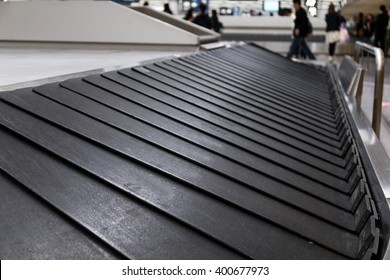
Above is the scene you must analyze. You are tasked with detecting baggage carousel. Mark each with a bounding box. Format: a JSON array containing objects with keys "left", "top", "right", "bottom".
[{"left": 0, "top": 43, "right": 388, "bottom": 259}]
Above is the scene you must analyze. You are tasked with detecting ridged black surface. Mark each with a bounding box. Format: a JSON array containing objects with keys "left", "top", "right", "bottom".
[{"left": 0, "top": 44, "right": 379, "bottom": 259}]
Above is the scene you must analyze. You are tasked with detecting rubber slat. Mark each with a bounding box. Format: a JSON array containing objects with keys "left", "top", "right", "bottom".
[
  {"left": 61, "top": 78, "right": 352, "bottom": 181},
  {"left": 182, "top": 54, "right": 334, "bottom": 111},
  {"left": 0, "top": 125, "right": 243, "bottom": 260},
  {"left": 145, "top": 62, "right": 339, "bottom": 143},
  {"left": 0, "top": 102, "right": 351, "bottom": 259},
  {"left": 163, "top": 59, "right": 339, "bottom": 130},
  {"left": 152, "top": 60, "right": 342, "bottom": 139},
  {"left": 231, "top": 45, "right": 330, "bottom": 90},
  {"left": 110, "top": 70, "right": 348, "bottom": 165},
  {"left": 36, "top": 83, "right": 353, "bottom": 198},
  {"left": 183, "top": 50, "right": 333, "bottom": 107},
  {"left": 0, "top": 171, "right": 122, "bottom": 260},
  {"left": 143, "top": 63, "right": 342, "bottom": 147},
  {"left": 81, "top": 73, "right": 349, "bottom": 172},
  {"left": 0, "top": 91, "right": 355, "bottom": 209}
]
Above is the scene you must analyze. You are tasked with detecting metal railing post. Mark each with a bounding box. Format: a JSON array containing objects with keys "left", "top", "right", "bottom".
[
  {"left": 354, "top": 41, "right": 385, "bottom": 138},
  {"left": 373, "top": 48, "right": 385, "bottom": 137}
]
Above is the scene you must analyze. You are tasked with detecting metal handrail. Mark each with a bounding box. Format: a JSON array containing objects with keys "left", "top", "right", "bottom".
[
  {"left": 330, "top": 65, "right": 390, "bottom": 260},
  {"left": 354, "top": 41, "right": 385, "bottom": 138}
]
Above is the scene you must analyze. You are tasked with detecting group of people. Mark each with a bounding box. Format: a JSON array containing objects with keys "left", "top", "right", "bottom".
[
  {"left": 183, "top": 3, "right": 224, "bottom": 34},
  {"left": 153, "top": 0, "right": 390, "bottom": 62},
  {"left": 327, "top": 4, "right": 389, "bottom": 60},
  {"left": 286, "top": 0, "right": 345, "bottom": 61},
  {"left": 286, "top": 1, "right": 390, "bottom": 108},
  {"left": 355, "top": 5, "right": 389, "bottom": 52},
  {"left": 288, "top": 0, "right": 389, "bottom": 61},
  {"left": 149, "top": 2, "right": 223, "bottom": 33},
  {"left": 288, "top": 1, "right": 390, "bottom": 62}
]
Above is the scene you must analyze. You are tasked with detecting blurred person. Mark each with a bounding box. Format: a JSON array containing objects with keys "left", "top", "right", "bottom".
[
  {"left": 250, "top": 9, "right": 255, "bottom": 17},
  {"left": 325, "top": 3, "right": 342, "bottom": 62},
  {"left": 287, "top": 0, "right": 316, "bottom": 60},
  {"left": 211, "top": 10, "right": 223, "bottom": 33},
  {"left": 345, "top": 16, "right": 354, "bottom": 29},
  {"left": 192, "top": 3, "right": 212, "bottom": 29},
  {"left": 375, "top": 5, "right": 389, "bottom": 52},
  {"left": 163, "top": 3, "right": 173, "bottom": 15},
  {"left": 363, "top": 13, "right": 375, "bottom": 43},
  {"left": 143, "top": 1, "right": 149, "bottom": 6},
  {"left": 183, "top": 8, "right": 194, "bottom": 21},
  {"left": 356, "top": 12, "right": 364, "bottom": 38}
]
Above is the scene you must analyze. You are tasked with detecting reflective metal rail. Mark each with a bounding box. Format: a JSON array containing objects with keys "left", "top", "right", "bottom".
[
  {"left": 354, "top": 41, "right": 385, "bottom": 138},
  {"left": 330, "top": 63, "right": 390, "bottom": 260}
]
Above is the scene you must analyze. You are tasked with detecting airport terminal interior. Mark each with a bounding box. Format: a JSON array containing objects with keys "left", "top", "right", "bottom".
[{"left": 0, "top": 0, "right": 390, "bottom": 260}]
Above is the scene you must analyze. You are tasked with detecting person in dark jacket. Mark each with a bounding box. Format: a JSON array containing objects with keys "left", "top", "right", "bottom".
[
  {"left": 163, "top": 3, "right": 173, "bottom": 15},
  {"left": 183, "top": 8, "right": 194, "bottom": 21},
  {"left": 375, "top": 5, "right": 389, "bottom": 52},
  {"left": 364, "top": 13, "right": 375, "bottom": 43},
  {"left": 211, "top": 9, "right": 223, "bottom": 33},
  {"left": 287, "top": 0, "right": 316, "bottom": 60},
  {"left": 356, "top": 12, "right": 365, "bottom": 38},
  {"left": 192, "top": 3, "right": 212, "bottom": 29},
  {"left": 325, "top": 3, "right": 341, "bottom": 61}
]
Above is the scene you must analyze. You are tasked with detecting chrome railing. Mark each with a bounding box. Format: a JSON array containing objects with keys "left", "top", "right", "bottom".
[
  {"left": 354, "top": 41, "right": 385, "bottom": 138},
  {"left": 330, "top": 62, "right": 390, "bottom": 260}
]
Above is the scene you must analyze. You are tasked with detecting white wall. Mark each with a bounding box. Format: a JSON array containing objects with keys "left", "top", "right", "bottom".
[
  {"left": 138, "top": 0, "right": 349, "bottom": 18},
  {"left": 215, "top": 15, "right": 326, "bottom": 36},
  {"left": 219, "top": 15, "right": 326, "bottom": 29},
  {"left": 0, "top": 1, "right": 201, "bottom": 45}
]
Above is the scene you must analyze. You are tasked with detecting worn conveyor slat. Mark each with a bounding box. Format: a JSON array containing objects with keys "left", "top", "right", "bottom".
[
  {"left": 104, "top": 71, "right": 348, "bottom": 165},
  {"left": 142, "top": 63, "right": 342, "bottom": 147},
  {"left": 62, "top": 78, "right": 353, "bottom": 182},
  {"left": 161, "top": 59, "right": 339, "bottom": 131}
]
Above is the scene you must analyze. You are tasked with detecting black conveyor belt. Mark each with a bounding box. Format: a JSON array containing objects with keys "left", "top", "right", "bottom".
[{"left": 0, "top": 43, "right": 381, "bottom": 259}]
